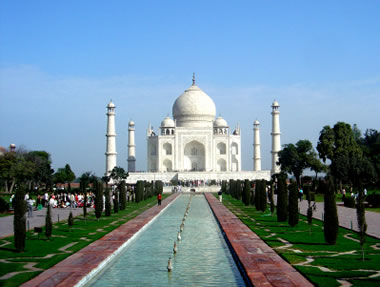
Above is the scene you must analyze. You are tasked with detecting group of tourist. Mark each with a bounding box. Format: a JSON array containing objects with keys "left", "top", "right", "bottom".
[{"left": 9, "top": 191, "right": 96, "bottom": 211}]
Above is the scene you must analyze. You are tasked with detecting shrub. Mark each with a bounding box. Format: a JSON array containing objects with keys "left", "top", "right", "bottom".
[
  {"left": 136, "top": 181, "right": 144, "bottom": 203},
  {"left": 288, "top": 182, "right": 299, "bottom": 227},
  {"left": 14, "top": 187, "right": 27, "bottom": 252},
  {"left": 0, "top": 197, "right": 9, "bottom": 213},
  {"left": 344, "top": 196, "right": 356, "bottom": 208},
  {"left": 324, "top": 176, "right": 339, "bottom": 245}
]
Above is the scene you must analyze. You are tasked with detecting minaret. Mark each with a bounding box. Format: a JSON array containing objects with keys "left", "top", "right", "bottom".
[
  {"left": 128, "top": 120, "right": 136, "bottom": 172},
  {"left": 271, "top": 100, "right": 281, "bottom": 174},
  {"left": 253, "top": 120, "right": 261, "bottom": 171},
  {"left": 105, "top": 100, "right": 117, "bottom": 176}
]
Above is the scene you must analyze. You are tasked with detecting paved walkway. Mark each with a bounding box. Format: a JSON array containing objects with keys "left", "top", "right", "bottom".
[
  {"left": 298, "top": 200, "right": 380, "bottom": 239},
  {"left": 0, "top": 207, "right": 90, "bottom": 239},
  {"left": 205, "top": 193, "right": 312, "bottom": 287},
  {"left": 21, "top": 194, "right": 179, "bottom": 287}
]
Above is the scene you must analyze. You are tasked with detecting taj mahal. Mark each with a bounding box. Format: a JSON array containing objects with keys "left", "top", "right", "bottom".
[{"left": 105, "top": 75, "right": 281, "bottom": 184}]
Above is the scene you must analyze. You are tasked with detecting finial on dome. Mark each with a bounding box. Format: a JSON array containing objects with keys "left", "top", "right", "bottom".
[{"left": 192, "top": 72, "right": 195, "bottom": 86}]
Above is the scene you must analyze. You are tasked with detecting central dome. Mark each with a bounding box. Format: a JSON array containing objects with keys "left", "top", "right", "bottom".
[{"left": 172, "top": 84, "right": 216, "bottom": 127}]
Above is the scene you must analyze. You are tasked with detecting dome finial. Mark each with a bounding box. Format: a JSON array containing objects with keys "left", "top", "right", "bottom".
[{"left": 192, "top": 72, "right": 195, "bottom": 86}]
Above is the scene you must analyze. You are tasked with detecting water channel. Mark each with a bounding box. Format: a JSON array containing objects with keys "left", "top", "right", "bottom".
[{"left": 88, "top": 194, "right": 245, "bottom": 286}]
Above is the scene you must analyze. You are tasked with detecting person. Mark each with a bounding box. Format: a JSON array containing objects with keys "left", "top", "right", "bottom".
[
  {"left": 157, "top": 193, "right": 162, "bottom": 206},
  {"left": 218, "top": 189, "right": 222, "bottom": 203},
  {"left": 299, "top": 188, "right": 303, "bottom": 201},
  {"left": 27, "top": 197, "right": 35, "bottom": 217}
]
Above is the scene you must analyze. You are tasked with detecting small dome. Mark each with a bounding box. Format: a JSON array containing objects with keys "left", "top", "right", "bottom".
[
  {"left": 129, "top": 120, "right": 135, "bottom": 126},
  {"left": 172, "top": 84, "right": 216, "bottom": 128},
  {"left": 214, "top": 116, "right": 228, "bottom": 127},
  {"left": 161, "top": 116, "right": 175, "bottom": 127},
  {"left": 107, "top": 101, "right": 115, "bottom": 108},
  {"left": 254, "top": 120, "right": 260, "bottom": 125},
  {"left": 272, "top": 100, "right": 279, "bottom": 107}
]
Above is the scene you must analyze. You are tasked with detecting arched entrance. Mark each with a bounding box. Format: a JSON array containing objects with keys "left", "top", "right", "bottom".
[{"left": 184, "top": 141, "right": 205, "bottom": 171}]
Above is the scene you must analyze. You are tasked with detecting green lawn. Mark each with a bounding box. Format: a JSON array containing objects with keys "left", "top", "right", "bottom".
[
  {"left": 0, "top": 194, "right": 168, "bottom": 287},
  {"left": 219, "top": 194, "right": 380, "bottom": 287}
]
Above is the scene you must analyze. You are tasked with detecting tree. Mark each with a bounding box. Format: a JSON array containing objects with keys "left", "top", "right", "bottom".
[
  {"left": 45, "top": 204, "right": 52, "bottom": 240},
  {"left": 64, "top": 164, "right": 76, "bottom": 192},
  {"left": 0, "top": 151, "right": 35, "bottom": 193},
  {"left": 242, "top": 180, "right": 250, "bottom": 206},
  {"left": 356, "top": 184, "right": 367, "bottom": 260},
  {"left": 324, "top": 176, "right": 339, "bottom": 245},
  {"left": 105, "top": 187, "right": 111, "bottom": 216},
  {"left": 278, "top": 140, "right": 315, "bottom": 186},
  {"left": 309, "top": 157, "right": 328, "bottom": 180},
  {"left": 113, "top": 189, "right": 119, "bottom": 213},
  {"left": 317, "top": 122, "right": 363, "bottom": 193},
  {"left": 360, "top": 129, "right": 380, "bottom": 186},
  {"left": 259, "top": 180, "right": 267, "bottom": 212},
  {"left": 68, "top": 211, "right": 74, "bottom": 231},
  {"left": 94, "top": 180, "right": 103, "bottom": 220},
  {"left": 288, "top": 182, "right": 299, "bottom": 227},
  {"left": 269, "top": 181, "right": 275, "bottom": 215},
  {"left": 13, "top": 186, "right": 27, "bottom": 252},
  {"left": 136, "top": 181, "right": 144, "bottom": 203},
  {"left": 254, "top": 180, "right": 261, "bottom": 210},
  {"left": 119, "top": 181, "right": 126, "bottom": 210},
  {"left": 80, "top": 172, "right": 92, "bottom": 218},
  {"left": 276, "top": 176, "right": 288, "bottom": 222},
  {"left": 25, "top": 151, "right": 54, "bottom": 189}
]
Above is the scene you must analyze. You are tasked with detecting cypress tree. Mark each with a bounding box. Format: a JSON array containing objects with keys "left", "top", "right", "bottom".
[
  {"left": 45, "top": 204, "right": 52, "bottom": 240},
  {"left": 276, "top": 176, "right": 288, "bottom": 222},
  {"left": 95, "top": 181, "right": 103, "bottom": 220},
  {"left": 250, "top": 181, "right": 255, "bottom": 206},
  {"left": 236, "top": 180, "right": 242, "bottom": 200},
  {"left": 260, "top": 180, "right": 267, "bottom": 212},
  {"left": 13, "top": 186, "right": 27, "bottom": 252},
  {"left": 324, "top": 176, "right": 339, "bottom": 245},
  {"left": 221, "top": 180, "right": 227, "bottom": 194},
  {"left": 270, "top": 182, "right": 275, "bottom": 215},
  {"left": 105, "top": 188, "right": 111, "bottom": 216},
  {"left": 113, "top": 190, "right": 119, "bottom": 213},
  {"left": 243, "top": 180, "right": 250, "bottom": 206},
  {"left": 288, "top": 182, "right": 299, "bottom": 226},
  {"left": 68, "top": 211, "right": 74, "bottom": 231},
  {"left": 120, "top": 181, "right": 126, "bottom": 210},
  {"left": 81, "top": 181, "right": 87, "bottom": 218},
  {"left": 229, "top": 179, "right": 233, "bottom": 196},
  {"left": 136, "top": 181, "right": 144, "bottom": 203},
  {"left": 357, "top": 184, "right": 367, "bottom": 260},
  {"left": 254, "top": 180, "right": 261, "bottom": 210}
]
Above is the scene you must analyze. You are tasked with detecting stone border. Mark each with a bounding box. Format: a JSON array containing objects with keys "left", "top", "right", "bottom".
[
  {"left": 21, "top": 194, "right": 180, "bottom": 287},
  {"left": 204, "top": 193, "right": 313, "bottom": 287}
]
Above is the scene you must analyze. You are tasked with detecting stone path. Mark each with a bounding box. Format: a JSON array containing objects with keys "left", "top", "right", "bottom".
[
  {"left": 298, "top": 200, "right": 380, "bottom": 239},
  {"left": 0, "top": 207, "right": 91, "bottom": 238},
  {"left": 21, "top": 194, "right": 179, "bottom": 287},
  {"left": 204, "top": 193, "right": 313, "bottom": 287}
]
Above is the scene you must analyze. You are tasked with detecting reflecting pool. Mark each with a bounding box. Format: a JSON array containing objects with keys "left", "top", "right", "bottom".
[{"left": 89, "top": 194, "right": 245, "bottom": 286}]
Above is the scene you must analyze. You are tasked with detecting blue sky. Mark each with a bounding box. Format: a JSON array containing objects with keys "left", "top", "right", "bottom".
[{"left": 1, "top": 1, "right": 379, "bottom": 177}]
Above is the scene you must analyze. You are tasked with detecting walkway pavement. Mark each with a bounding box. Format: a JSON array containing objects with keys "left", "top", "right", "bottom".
[
  {"left": 21, "top": 194, "right": 179, "bottom": 287},
  {"left": 205, "top": 193, "right": 312, "bottom": 287},
  {"left": 0, "top": 207, "right": 90, "bottom": 239},
  {"left": 298, "top": 200, "right": 380, "bottom": 239}
]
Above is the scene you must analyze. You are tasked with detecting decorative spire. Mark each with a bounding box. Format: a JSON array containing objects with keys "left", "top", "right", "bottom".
[{"left": 192, "top": 72, "right": 195, "bottom": 86}]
